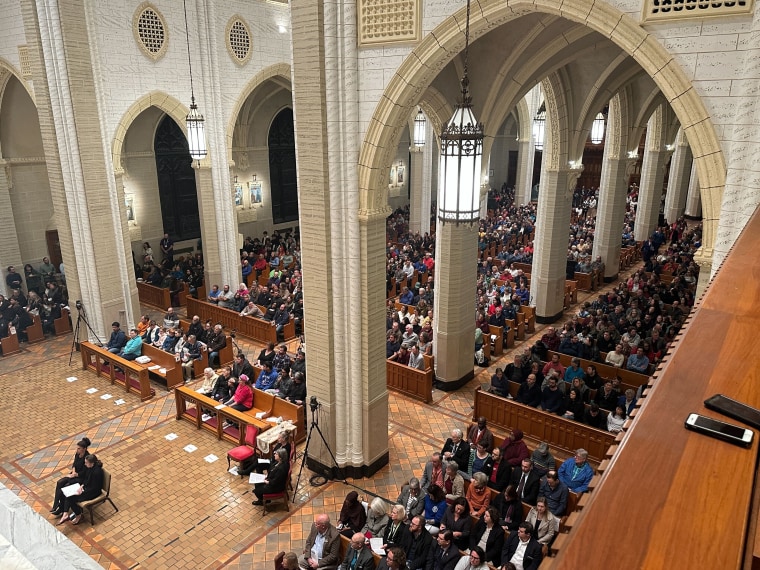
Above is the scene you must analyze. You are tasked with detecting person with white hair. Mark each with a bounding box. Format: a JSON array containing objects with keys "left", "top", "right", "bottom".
[
  {"left": 196, "top": 367, "right": 218, "bottom": 395},
  {"left": 440, "top": 429, "right": 470, "bottom": 471}
]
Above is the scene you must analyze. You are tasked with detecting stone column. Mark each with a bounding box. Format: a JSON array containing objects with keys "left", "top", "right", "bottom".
[
  {"left": 433, "top": 221, "right": 478, "bottom": 388},
  {"left": 663, "top": 137, "right": 693, "bottom": 224},
  {"left": 684, "top": 162, "right": 702, "bottom": 218},
  {"left": 515, "top": 139, "right": 535, "bottom": 205},
  {"left": 196, "top": 0, "right": 240, "bottom": 287},
  {"left": 291, "top": 0, "right": 388, "bottom": 476},
  {"left": 592, "top": 156, "right": 632, "bottom": 282},
  {"left": 193, "top": 162, "right": 223, "bottom": 289},
  {"left": 20, "top": 0, "right": 139, "bottom": 336},
  {"left": 634, "top": 114, "right": 670, "bottom": 242},
  {"left": 0, "top": 164, "right": 23, "bottom": 297},
  {"left": 530, "top": 166, "right": 579, "bottom": 322},
  {"left": 409, "top": 147, "right": 427, "bottom": 235}
]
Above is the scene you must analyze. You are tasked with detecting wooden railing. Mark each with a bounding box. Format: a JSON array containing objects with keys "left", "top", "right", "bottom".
[
  {"left": 386, "top": 359, "right": 433, "bottom": 403},
  {"left": 472, "top": 388, "right": 615, "bottom": 463},
  {"left": 186, "top": 297, "right": 296, "bottom": 343}
]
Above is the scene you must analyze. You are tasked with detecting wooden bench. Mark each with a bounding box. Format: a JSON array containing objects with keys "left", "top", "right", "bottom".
[
  {"left": 488, "top": 324, "right": 508, "bottom": 353},
  {"left": 574, "top": 272, "right": 594, "bottom": 292},
  {"left": 520, "top": 305, "right": 536, "bottom": 334},
  {"left": 270, "top": 396, "right": 306, "bottom": 444},
  {"left": 177, "top": 319, "right": 235, "bottom": 377},
  {"left": 473, "top": 388, "right": 615, "bottom": 463},
  {"left": 54, "top": 307, "right": 72, "bottom": 335},
  {"left": 141, "top": 344, "right": 184, "bottom": 389},
  {"left": 26, "top": 314, "right": 44, "bottom": 343},
  {"left": 0, "top": 332, "right": 21, "bottom": 356},
  {"left": 175, "top": 385, "right": 272, "bottom": 445},
  {"left": 386, "top": 359, "right": 433, "bottom": 403},
  {"left": 546, "top": 350, "right": 650, "bottom": 389},
  {"left": 186, "top": 297, "right": 296, "bottom": 343},
  {"left": 80, "top": 341, "right": 155, "bottom": 401},
  {"left": 136, "top": 281, "right": 171, "bottom": 309}
]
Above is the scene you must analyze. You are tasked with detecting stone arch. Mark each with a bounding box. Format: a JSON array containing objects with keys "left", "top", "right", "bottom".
[
  {"left": 0, "top": 57, "right": 34, "bottom": 105},
  {"left": 226, "top": 62, "right": 292, "bottom": 163},
  {"left": 358, "top": 0, "right": 724, "bottom": 260},
  {"left": 111, "top": 91, "right": 189, "bottom": 173},
  {"left": 541, "top": 71, "right": 571, "bottom": 172}
]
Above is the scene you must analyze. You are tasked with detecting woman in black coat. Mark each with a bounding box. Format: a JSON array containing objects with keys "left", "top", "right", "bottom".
[
  {"left": 50, "top": 437, "right": 91, "bottom": 516},
  {"left": 58, "top": 454, "right": 104, "bottom": 525},
  {"left": 469, "top": 507, "right": 505, "bottom": 565}
]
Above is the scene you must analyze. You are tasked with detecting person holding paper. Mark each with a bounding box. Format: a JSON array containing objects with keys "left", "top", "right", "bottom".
[
  {"left": 50, "top": 437, "right": 91, "bottom": 516},
  {"left": 251, "top": 448, "right": 289, "bottom": 505},
  {"left": 57, "top": 454, "right": 104, "bottom": 525}
]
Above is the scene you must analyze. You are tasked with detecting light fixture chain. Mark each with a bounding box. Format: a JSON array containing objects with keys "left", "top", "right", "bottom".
[{"left": 183, "top": 0, "right": 195, "bottom": 102}]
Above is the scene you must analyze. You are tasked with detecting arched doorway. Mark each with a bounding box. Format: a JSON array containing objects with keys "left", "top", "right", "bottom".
[
  {"left": 268, "top": 108, "right": 298, "bottom": 224},
  {"left": 154, "top": 115, "right": 200, "bottom": 240}
]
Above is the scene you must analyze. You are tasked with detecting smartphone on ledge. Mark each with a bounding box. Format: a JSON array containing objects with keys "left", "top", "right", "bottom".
[
  {"left": 685, "top": 413, "right": 754, "bottom": 448},
  {"left": 704, "top": 394, "right": 760, "bottom": 430}
]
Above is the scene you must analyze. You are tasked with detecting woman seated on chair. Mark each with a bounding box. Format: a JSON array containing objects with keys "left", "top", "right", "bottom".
[
  {"left": 252, "top": 431, "right": 292, "bottom": 475},
  {"left": 50, "top": 437, "right": 91, "bottom": 516},
  {"left": 57, "top": 453, "right": 104, "bottom": 525},
  {"left": 251, "top": 448, "right": 289, "bottom": 506}
]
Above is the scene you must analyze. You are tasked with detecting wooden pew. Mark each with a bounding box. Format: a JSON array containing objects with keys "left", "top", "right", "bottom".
[
  {"left": 0, "top": 332, "right": 21, "bottom": 356},
  {"left": 270, "top": 396, "right": 306, "bottom": 444},
  {"left": 520, "top": 305, "right": 536, "bottom": 334},
  {"left": 141, "top": 344, "right": 183, "bottom": 389},
  {"left": 54, "top": 307, "right": 72, "bottom": 335},
  {"left": 574, "top": 272, "right": 593, "bottom": 292},
  {"left": 473, "top": 388, "right": 615, "bottom": 463},
  {"left": 178, "top": 319, "right": 234, "bottom": 377},
  {"left": 488, "top": 324, "right": 506, "bottom": 353},
  {"left": 546, "top": 350, "right": 650, "bottom": 389},
  {"left": 80, "top": 341, "right": 155, "bottom": 401},
  {"left": 386, "top": 359, "right": 433, "bottom": 403},
  {"left": 26, "top": 314, "right": 44, "bottom": 343},
  {"left": 174, "top": 385, "right": 271, "bottom": 445},
  {"left": 136, "top": 281, "right": 171, "bottom": 309},
  {"left": 186, "top": 297, "right": 296, "bottom": 343}
]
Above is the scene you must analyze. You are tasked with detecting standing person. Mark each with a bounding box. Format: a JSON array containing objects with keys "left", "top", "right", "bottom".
[
  {"left": 24, "top": 264, "right": 43, "bottom": 295},
  {"left": 300, "top": 514, "right": 341, "bottom": 570},
  {"left": 57, "top": 454, "right": 104, "bottom": 525},
  {"left": 160, "top": 233, "right": 174, "bottom": 263},
  {"left": 50, "top": 437, "right": 91, "bottom": 516},
  {"left": 5, "top": 266, "right": 22, "bottom": 291},
  {"left": 206, "top": 324, "right": 227, "bottom": 368}
]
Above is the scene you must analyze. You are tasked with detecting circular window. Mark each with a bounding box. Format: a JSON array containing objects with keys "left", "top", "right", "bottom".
[
  {"left": 227, "top": 17, "right": 252, "bottom": 65},
  {"left": 133, "top": 4, "right": 168, "bottom": 60}
]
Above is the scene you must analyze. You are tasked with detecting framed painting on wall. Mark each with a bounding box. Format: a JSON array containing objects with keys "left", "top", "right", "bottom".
[
  {"left": 396, "top": 165, "right": 405, "bottom": 185},
  {"left": 249, "top": 181, "right": 262, "bottom": 205},
  {"left": 234, "top": 184, "right": 244, "bottom": 206},
  {"left": 389, "top": 166, "right": 397, "bottom": 187}
]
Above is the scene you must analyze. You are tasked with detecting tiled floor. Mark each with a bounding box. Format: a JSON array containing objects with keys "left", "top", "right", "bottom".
[{"left": 0, "top": 270, "right": 639, "bottom": 569}]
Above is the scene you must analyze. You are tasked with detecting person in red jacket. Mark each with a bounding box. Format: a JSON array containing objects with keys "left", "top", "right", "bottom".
[{"left": 499, "top": 429, "right": 529, "bottom": 469}]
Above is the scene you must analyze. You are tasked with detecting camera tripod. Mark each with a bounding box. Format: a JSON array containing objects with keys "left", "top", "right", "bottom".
[
  {"left": 68, "top": 301, "right": 105, "bottom": 366},
  {"left": 294, "top": 399, "right": 343, "bottom": 493}
]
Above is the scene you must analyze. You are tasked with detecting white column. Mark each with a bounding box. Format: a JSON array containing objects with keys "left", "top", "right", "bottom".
[
  {"left": 196, "top": 0, "right": 241, "bottom": 288},
  {"left": 0, "top": 164, "right": 23, "bottom": 297},
  {"left": 664, "top": 138, "right": 693, "bottom": 224},
  {"left": 433, "top": 222, "right": 479, "bottom": 386},
  {"left": 634, "top": 144, "right": 670, "bottom": 241},
  {"left": 530, "top": 166, "right": 579, "bottom": 321},
  {"left": 515, "top": 139, "right": 535, "bottom": 205},
  {"left": 684, "top": 161, "right": 702, "bottom": 218},
  {"left": 592, "top": 156, "right": 632, "bottom": 281},
  {"left": 409, "top": 144, "right": 431, "bottom": 235}
]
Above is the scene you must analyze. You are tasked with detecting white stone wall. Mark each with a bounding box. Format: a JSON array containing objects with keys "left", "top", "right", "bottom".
[
  {"left": 8, "top": 163, "right": 54, "bottom": 261},
  {"left": 0, "top": 2, "right": 28, "bottom": 79},
  {"left": 88, "top": 0, "right": 291, "bottom": 151}
]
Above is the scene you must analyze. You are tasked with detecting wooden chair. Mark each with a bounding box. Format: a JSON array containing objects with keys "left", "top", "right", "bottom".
[
  {"left": 78, "top": 468, "right": 119, "bottom": 524},
  {"left": 227, "top": 425, "right": 259, "bottom": 472},
  {"left": 263, "top": 462, "right": 292, "bottom": 513}
]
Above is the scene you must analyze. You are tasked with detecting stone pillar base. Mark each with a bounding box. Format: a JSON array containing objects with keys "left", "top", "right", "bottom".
[
  {"left": 435, "top": 370, "right": 475, "bottom": 392},
  {"left": 536, "top": 310, "right": 565, "bottom": 324},
  {"left": 306, "top": 452, "right": 389, "bottom": 480},
  {"left": 603, "top": 273, "right": 618, "bottom": 283}
]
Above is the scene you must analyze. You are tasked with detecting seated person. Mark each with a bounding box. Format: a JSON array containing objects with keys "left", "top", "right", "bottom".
[
  {"left": 439, "top": 496, "right": 471, "bottom": 551},
  {"left": 251, "top": 448, "right": 289, "bottom": 506},
  {"left": 223, "top": 373, "right": 253, "bottom": 412},
  {"left": 465, "top": 472, "right": 491, "bottom": 518},
  {"left": 584, "top": 402, "right": 605, "bottom": 429},
  {"left": 423, "top": 485, "right": 447, "bottom": 536},
  {"left": 281, "top": 371, "right": 306, "bottom": 404},
  {"left": 557, "top": 449, "right": 594, "bottom": 493},
  {"left": 440, "top": 429, "right": 470, "bottom": 472},
  {"left": 240, "top": 301, "right": 265, "bottom": 318},
  {"left": 119, "top": 329, "right": 142, "bottom": 361},
  {"left": 490, "top": 368, "right": 508, "bottom": 397},
  {"left": 336, "top": 491, "right": 367, "bottom": 538},
  {"left": 196, "top": 367, "right": 218, "bottom": 395},
  {"left": 626, "top": 346, "right": 650, "bottom": 373},
  {"left": 106, "top": 322, "right": 127, "bottom": 354},
  {"left": 255, "top": 363, "right": 279, "bottom": 391},
  {"left": 442, "top": 462, "right": 464, "bottom": 503},
  {"left": 540, "top": 376, "right": 564, "bottom": 414},
  {"left": 515, "top": 374, "right": 541, "bottom": 407},
  {"left": 397, "top": 477, "right": 425, "bottom": 522}
]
